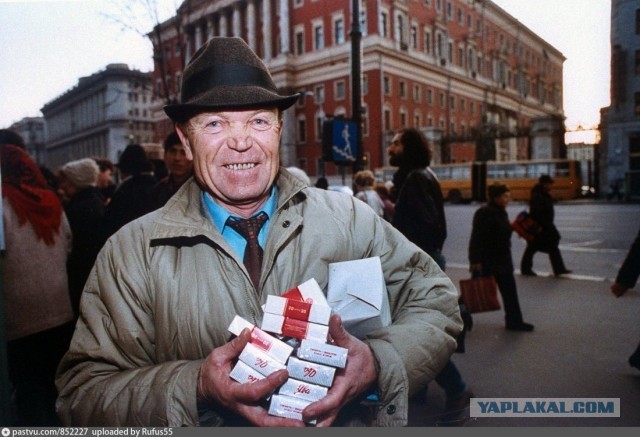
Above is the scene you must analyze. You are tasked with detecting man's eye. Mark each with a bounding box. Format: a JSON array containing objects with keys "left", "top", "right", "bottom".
[{"left": 207, "top": 121, "right": 220, "bottom": 128}]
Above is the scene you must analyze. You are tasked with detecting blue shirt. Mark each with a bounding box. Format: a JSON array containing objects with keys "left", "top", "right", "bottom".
[{"left": 203, "top": 188, "right": 277, "bottom": 259}]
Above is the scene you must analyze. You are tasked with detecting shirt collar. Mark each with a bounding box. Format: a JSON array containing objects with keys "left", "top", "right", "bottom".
[{"left": 204, "top": 186, "right": 278, "bottom": 232}]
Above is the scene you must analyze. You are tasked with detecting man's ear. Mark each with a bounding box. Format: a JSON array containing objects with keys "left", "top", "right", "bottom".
[{"left": 175, "top": 125, "right": 193, "bottom": 161}]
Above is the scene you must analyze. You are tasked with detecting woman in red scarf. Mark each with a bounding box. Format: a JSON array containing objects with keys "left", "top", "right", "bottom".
[{"left": 1, "top": 141, "right": 74, "bottom": 426}]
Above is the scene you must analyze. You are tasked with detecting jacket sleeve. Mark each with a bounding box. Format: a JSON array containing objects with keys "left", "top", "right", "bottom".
[
  {"left": 350, "top": 200, "right": 462, "bottom": 426},
  {"left": 55, "top": 224, "right": 202, "bottom": 426}
]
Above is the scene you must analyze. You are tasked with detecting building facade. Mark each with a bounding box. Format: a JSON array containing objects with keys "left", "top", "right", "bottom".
[
  {"left": 601, "top": 0, "right": 640, "bottom": 200},
  {"left": 150, "top": 0, "right": 565, "bottom": 178},
  {"left": 9, "top": 117, "right": 47, "bottom": 166},
  {"left": 41, "top": 64, "right": 155, "bottom": 170}
]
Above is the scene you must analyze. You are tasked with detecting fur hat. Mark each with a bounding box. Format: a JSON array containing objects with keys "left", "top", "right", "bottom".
[
  {"left": 60, "top": 158, "right": 99, "bottom": 189},
  {"left": 539, "top": 174, "right": 554, "bottom": 184},
  {"left": 487, "top": 183, "right": 510, "bottom": 200},
  {"left": 164, "top": 37, "right": 300, "bottom": 122},
  {"left": 117, "top": 144, "right": 152, "bottom": 175}
]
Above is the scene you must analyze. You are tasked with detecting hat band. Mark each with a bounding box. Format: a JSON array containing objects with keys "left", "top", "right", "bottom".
[{"left": 182, "top": 64, "right": 277, "bottom": 103}]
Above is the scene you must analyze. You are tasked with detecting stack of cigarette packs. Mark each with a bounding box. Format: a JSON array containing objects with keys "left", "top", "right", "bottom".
[{"left": 227, "top": 278, "right": 348, "bottom": 424}]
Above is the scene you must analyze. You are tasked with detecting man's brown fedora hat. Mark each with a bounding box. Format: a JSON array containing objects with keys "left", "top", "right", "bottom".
[{"left": 164, "top": 37, "right": 300, "bottom": 122}]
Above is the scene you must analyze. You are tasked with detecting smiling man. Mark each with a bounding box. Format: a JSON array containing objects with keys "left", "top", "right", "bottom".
[{"left": 55, "top": 37, "right": 462, "bottom": 428}]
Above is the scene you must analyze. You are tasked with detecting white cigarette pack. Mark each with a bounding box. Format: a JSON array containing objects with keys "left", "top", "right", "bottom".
[
  {"left": 286, "top": 356, "right": 336, "bottom": 387},
  {"left": 229, "top": 360, "right": 265, "bottom": 384},
  {"left": 296, "top": 338, "right": 348, "bottom": 368},
  {"left": 238, "top": 342, "right": 286, "bottom": 377},
  {"left": 278, "top": 377, "right": 328, "bottom": 402},
  {"left": 268, "top": 394, "right": 315, "bottom": 424},
  {"left": 227, "top": 315, "right": 293, "bottom": 363}
]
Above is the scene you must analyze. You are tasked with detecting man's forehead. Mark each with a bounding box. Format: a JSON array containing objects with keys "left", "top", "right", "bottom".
[{"left": 191, "top": 108, "right": 279, "bottom": 121}]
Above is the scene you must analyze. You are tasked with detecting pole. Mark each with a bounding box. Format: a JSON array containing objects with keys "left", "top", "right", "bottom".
[{"left": 350, "top": 0, "right": 363, "bottom": 173}]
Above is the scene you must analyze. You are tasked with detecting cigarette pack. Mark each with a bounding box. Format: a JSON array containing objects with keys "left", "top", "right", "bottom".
[
  {"left": 283, "top": 278, "right": 329, "bottom": 307},
  {"left": 265, "top": 295, "right": 332, "bottom": 325},
  {"left": 286, "top": 356, "right": 336, "bottom": 387},
  {"left": 268, "top": 394, "right": 315, "bottom": 424},
  {"left": 278, "top": 377, "right": 328, "bottom": 402},
  {"left": 229, "top": 360, "right": 265, "bottom": 384},
  {"left": 261, "top": 312, "right": 329, "bottom": 342},
  {"left": 227, "top": 315, "right": 293, "bottom": 363},
  {"left": 238, "top": 342, "right": 286, "bottom": 377},
  {"left": 296, "top": 338, "right": 348, "bottom": 369}
]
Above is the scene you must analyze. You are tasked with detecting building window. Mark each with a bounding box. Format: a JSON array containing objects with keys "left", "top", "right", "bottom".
[
  {"left": 399, "top": 80, "right": 407, "bottom": 99},
  {"left": 335, "top": 80, "right": 346, "bottom": 100},
  {"left": 636, "top": 50, "right": 640, "bottom": 75},
  {"left": 439, "top": 92, "right": 445, "bottom": 107},
  {"left": 297, "top": 117, "right": 307, "bottom": 143},
  {"left": 314, "top": 24, "right": 324, "bottom": 50},
  {"left": 384, "top": 108, "right": 391, "bottom": 131},
  {"left": 334, "top": 16, "right": 345, "bottom": 45},
  {"left": 413, "top": 85, "right": 421, "bottom": 102},
  {"left": 635, "top": 92, "right": 640, "bottom": 116},
  {"left": 400, "top": 109, "right": 407, "bottom": 127},
  {"left": 449, "top": 95, "right": 455, "bottom": 110},
  {"left": 424, "top": 30, "right": 431, "bottom": 55},
  {"left": 384, "top": 76, "right": 391, "bottom": 96},
  {"left": 380, "top": 11, "right": 389, "bottom": 37},
  {"left": 636, "top": 9, "right": 640, "bottom": 34},
  {"left": 427, "top": 88, "right": 433, "bottom": 105},
  {"left": 411, "top": 25, "right": 418, "bottom": 49},
  {"left": 295, "top": 28, "right": 304, "bottom": 55},
  {"left": 360, "top": 8, "right": 367, "bottom": 36},
  {"left": 315, "top": 113, "right": 324, "bottom": 142},
  {"left": 315, "top": 85, "right": 325, "bottom": 103},
  {"left": 362, "top": 74, "right": 368, "bottom": 96}
]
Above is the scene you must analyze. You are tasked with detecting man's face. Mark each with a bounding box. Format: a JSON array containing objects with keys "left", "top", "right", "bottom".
[
  {"left": 388, "top": 133, "right": 404, "bottom": 167},
  {"left": 98, "top": 168, "right": 113, "bottom": 188},
  {"left": 176, "top": 108, "right": 282, "bottom": 217},
  {"left": 164, "top": 142, "right": 193, "bottom": 180}
]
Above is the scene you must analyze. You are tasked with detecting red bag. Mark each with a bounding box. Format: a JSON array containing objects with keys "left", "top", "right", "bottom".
[
  {"left": 459, "top": 276, "right": 501, "bottom": 314},
  {"left": 511, "top": 210, "right": 540, "bottom": 242}
]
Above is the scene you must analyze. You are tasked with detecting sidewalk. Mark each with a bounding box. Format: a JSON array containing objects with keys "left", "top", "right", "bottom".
[{"left": 407, "top": 267, "right": 640, "bottom": 427}]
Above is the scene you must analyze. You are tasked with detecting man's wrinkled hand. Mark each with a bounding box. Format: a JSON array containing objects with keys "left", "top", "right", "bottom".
[
  {"left": 197, "top": 328, "right": 306, "bottom": 427},
  {"left": 302, "top": 315, "right": 378, "bottom": 427}
]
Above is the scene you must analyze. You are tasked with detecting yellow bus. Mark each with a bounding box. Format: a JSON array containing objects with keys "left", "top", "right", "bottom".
[{"left": 375, "top": 159, "right": 583, "bottom": 203}]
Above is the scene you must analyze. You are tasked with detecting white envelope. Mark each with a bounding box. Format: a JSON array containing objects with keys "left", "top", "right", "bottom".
[{"left": 326, "top": 256, "right": 391, "bottom": 339}]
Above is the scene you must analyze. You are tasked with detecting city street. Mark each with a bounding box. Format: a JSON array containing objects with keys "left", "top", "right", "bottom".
[{"left": 406, "top": 200, "right": 640, "bottom": 427}]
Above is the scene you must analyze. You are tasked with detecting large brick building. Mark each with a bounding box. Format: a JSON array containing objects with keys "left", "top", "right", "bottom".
[{"left": 149, "top": 0, "right": 565, "bottom": 179}]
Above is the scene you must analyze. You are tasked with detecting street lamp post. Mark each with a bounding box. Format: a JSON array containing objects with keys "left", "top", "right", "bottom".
[{"left": 350, "top": 0, "right": 363, "bottom": 173}]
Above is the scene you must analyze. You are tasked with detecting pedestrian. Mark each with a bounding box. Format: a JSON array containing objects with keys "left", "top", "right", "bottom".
[
  {"left": 92, "top": 157, "right": 116, "bottom": 205},
  {"left": 101, "top": 144, "right": 158, "bottom": 241},
  {"left": 152, "top": 130, "right": 194, "bottom": 208},
  {"left": 469, "top": 183, "right": 535, "bottom": 332},
  {"left": 1, "top": 142, "right": 74, "bottom": 426},
  {"left": 315, "top": 176, "right": 329, "bottom": 190},
  {"left": 353, "top": 169, "right": 385, "bottom": 218},
  {"left": 57, "top": 157, "right": 106, "bottom": 318},
  {"left": 386, "top": 127, "right": 473, "bottom": 423},
  {"left": 55, "top": 36, "right": 462, "bottom": 427},
  {"left": 610, "top": 227, "right": 640, "bottom": 370},
  {"left": 374, "top": 183, "right": 395, "bottom": 222},
  {"left": 520, "top": 174, "right": 571, "bottom": 277}
]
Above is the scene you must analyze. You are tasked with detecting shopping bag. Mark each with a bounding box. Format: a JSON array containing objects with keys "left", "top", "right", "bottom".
[
  {"left": 511, "top": 210, "right": 540, "bottom": 242},
  {"left": 458, "top": 276, "right": 501, "bottom": 314}
]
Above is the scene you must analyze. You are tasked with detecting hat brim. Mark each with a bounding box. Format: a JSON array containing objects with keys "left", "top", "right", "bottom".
[{"left": 164, "top": 87, "right": 300, "bottom": 122}]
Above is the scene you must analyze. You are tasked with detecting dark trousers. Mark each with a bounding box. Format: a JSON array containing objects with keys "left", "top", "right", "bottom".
[
  {"left": 493, "top": 272, "right": 525, "bottom": 326},
  {"left": 435, "top": 359, "right": 467, "bottom": 398},
  {"left": 520, "top": 243, "right": 568, "bottom": 276},
  {"left": 7, "top": 322, "right": 74, "bottom": 426}
]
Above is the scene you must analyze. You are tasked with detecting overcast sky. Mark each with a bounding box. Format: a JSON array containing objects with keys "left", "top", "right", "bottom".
[{"left": 0, "top": 0, "right": 610, "bottom": 143}]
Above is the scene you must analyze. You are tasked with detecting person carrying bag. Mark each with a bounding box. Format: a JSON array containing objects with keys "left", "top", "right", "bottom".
[{"left": 468, "top": 183, "right": 534, "bottom": 332}]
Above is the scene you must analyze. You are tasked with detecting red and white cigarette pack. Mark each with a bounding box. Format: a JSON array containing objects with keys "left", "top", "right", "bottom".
[
  {"left": 229, "top": 359, "right": 265, "bottom": 384},
  {"left": 286, "top": 356, "right": 336, "bottom": 387},
  {"left": 238, "top": 342, "right": 286, "bottom": 377},
  {"left": 296, "top": 338, "right": 348, "bottom": 369},
  {"left": 261, "top": 312, "right": 329, "bottom": 342},
  {"left": 282, "top": 278, "right": 329, "bottom": 307},
  {"left": 267, "top": 394, "right": 315, "bottom": 424},
  {"left": 278, "top": 377, "right": 328, "bottom": 402},
  {"left": 264, "top": 295, "right": 332, "bottom": 326},
  {"left": 227, "top": 315, "right": 293, "bottom": 364}
]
